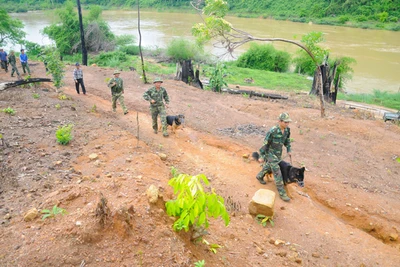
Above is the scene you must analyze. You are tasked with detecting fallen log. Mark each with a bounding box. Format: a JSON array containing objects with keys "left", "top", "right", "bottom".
[
  {"left": 0, "top": 78, "right": 53, "bottom": 91},
  {"left": 221, "top": 88, "right": 288, "bottom": 100}
]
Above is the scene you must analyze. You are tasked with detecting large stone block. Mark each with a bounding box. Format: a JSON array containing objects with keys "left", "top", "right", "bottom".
[{"left": 248, "top": 189, "right": 276, "bottom": 217}]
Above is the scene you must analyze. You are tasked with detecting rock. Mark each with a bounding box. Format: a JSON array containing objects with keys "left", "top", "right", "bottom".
[
  {"left": 146, "top": 185, "right": 159, "bottom": 204},
  {"left": 389, "top": 233, "right": 398, "bottom": 241},
  {"left": 295, "top": 258, "right": 302, "bottom": 264},
  {"left": 126, "top": 158, "right": 132, "bottom": 162},
  {"left": 53, "top": 161, "right": 62, "bottom": 166},
  {"left": 89, "top": 153, "right": 98, "bottom": 160},
  {"left": 312, "top": 252, "right": 320, "bottom": 258},
  {"left": 159, "top": 153, "right": 167, "bottom": 161},
  {"left": 24, "top": 208, "right": 38, "bottom": 222},
  {"left": 274, "top": 239, "right": 285, "bottom": 246},
  {"left": 248, "top": 189, "right": 276, "bottom": 217},
  {"left": 4, "top": 213, "right": 11, "bottom": 220},
  {"left": 276, "top": 250, "right": 287, "bottom": 257},
  {"left": 242, "top": 154, "right": 249, "bottom": 159}
]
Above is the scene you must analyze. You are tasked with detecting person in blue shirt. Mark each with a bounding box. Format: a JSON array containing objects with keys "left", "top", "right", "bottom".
[
  {"left": 0, "top": 48, "right": 8, "bottom": 72},
  {"left": 19, "top": 49, "right": 31, "bottom": 75}
]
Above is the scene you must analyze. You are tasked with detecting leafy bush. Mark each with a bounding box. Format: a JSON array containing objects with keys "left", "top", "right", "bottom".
[
  {"left": 115, "top": 34, "right": 136, "bottom": 47},
  {"left": 165, "top": 172, "right": 230, "bottom": 232},
  {"left": 338, "top": 15, "right": 350, "bottom": 24},
  {"left": 378, "top": 12, "right": 389, "bottom": 23},
  {"left": 207, "top": 63, "right": 228, "bottom": 93},
  {"left": 356, "top": 15, "right": 368, "bottom": 22},
  {"left": 41, "top": 46, "right": 65, "bottom": 89},
  {"left": 120, "top": 45, "right": 140, "bottom": 55},
  {"left": 166, "top": 38, "right": 202, "bottom": 62},
  {"left": 92, "top": 51, "right": 128, "bottom": 67},
  {"left": 236, "top": 43, "right": 291, "bottom": 73},
  {"left": 55, "top": 124, "right": 73, "bottom": 145}
]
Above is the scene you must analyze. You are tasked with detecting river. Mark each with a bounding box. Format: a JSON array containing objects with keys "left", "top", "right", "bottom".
[{"left": 9, "top": 10, "right": 400, "bottom": 94}]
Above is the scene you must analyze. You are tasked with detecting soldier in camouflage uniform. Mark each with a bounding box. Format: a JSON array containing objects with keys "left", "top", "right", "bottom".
[
  {"left": 108, "top": 70, "right": 128, "bottom": 115},
  {"left": 143, "top": 77, "right": 170, "bottom": 137},
  {"left": 256, "top": 113, "right": 292, "bottom": 202},
  {"left": 8, "top": 51, "right": 20, "bottom": 78}
]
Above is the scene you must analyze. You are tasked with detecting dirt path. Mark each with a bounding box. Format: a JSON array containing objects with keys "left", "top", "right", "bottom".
[{"left": 0, "top": 63, "right": 399, "bottom": 266}]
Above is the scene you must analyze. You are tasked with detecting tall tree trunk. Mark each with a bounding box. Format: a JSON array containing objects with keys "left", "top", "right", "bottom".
[
  {"left": 137, "top": 0, "right": 148, "bottom": 83},
  {"left": 76, "top": 0, "right": 87, "bottom": 66}
]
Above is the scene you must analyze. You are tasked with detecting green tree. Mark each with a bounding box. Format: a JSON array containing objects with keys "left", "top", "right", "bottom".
[
  {"left": 0, "top": 8, "right": 26, "bottom": 46},
  {"left": 293, "top": 31, "right": 328, "bottom": 76},
  {"left": 43, "top": 2, "right": 80, "bottom": 55}
]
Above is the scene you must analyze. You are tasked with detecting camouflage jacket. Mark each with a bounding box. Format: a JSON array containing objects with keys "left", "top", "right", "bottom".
[
  {"left": 108, "top": 77, "right": 124, "bottom": 94},
  {"left": 259, "top": 125, "right": 291, "bottom": 160},
  {"left": 8, "top": 54, "right": 16, "bottom": 64},
  {"left": 143, "top": 86, "right": 170, "bottom": 107}
]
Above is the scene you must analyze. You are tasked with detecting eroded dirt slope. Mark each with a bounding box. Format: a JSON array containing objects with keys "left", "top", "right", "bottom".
[{"left": 0, "top": 63, "right": 399, "bottom": 266}]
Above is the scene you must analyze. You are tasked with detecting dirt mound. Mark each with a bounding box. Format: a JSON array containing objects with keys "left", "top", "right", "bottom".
[{"left": 0, "top": 63, "right": 399, "bottom": 266}]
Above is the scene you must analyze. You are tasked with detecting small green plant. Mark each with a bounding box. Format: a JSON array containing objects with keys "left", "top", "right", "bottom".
[
  {"left": 32, "top": 93, "right": 40, "bottom": 99},
  {"left": 255, "top": 214, "right": 275, "bottom": 227},
  {"left": 396, "top": 157, "right": 400, "bottom": 163},
  {"left": 58, "top": 94, "right": 71, "bottom": 100},
  {"left": 55, "top": 124, "right": 73, "bottom": 145},
  {"left": 2, "top": 107, "right": 16, "bottom": 115},
  {"left": 91, "top": 104, "right": 97, "bottom": 113},
  {"left": 194, "top": 259, "right": 206, "bottom": 267},
  {"left": 170, "top": 166, "right": 179, "bottom": 178},
  {"left": 165, "top": 172, "right": 230, "bottom": 232},
  {"left": 202, "top": 239, "right": 222, "bottom": 254},
  {"left": 55, "top": 104, "right": 61, "bottom": 110},
  {"left": 41, "top": 205, "right": 67, "bottom": 220},
  {"left": 242, "top": 93, "right": 250, "bottom": 98},
  {"left": 207, "top": 63, "right": 228, "bottom": 93}
]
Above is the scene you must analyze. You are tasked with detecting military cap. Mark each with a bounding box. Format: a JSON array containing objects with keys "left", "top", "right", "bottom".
[
  {"left": 279, "top": 112, "right": 292, "bottom": 122},
  {"left": 113, "top": 70, "right": 120, "bottom": 75},
  {"left": 153, "top": 77, "right": 163, "bottom": 83},
  {"left": 75, "top": 62, "right": 80, "bottom": 66}
]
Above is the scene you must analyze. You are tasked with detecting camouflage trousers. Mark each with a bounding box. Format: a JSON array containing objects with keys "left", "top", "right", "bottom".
[
  {"left": 150, "top": 105, "right": 167, "bottom": 134},
  {"left": 10, "top": 62, "right": 20, "bottom": 76},
  {"left": 21, "top": 62, "right": 30, "bottom": 75},
  {"left": 256, "top": 154, "right": 287, "bottom": 197},
  {"left": 111, "top": 92, "right": 128, "bottom": 113}
]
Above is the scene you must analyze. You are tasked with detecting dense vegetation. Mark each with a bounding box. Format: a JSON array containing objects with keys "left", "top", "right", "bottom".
[{"left": 1, "top": 0, "right": 399, "bottom": 30}]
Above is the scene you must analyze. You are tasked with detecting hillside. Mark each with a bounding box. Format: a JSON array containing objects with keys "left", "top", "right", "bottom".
[{"left": 0, "top": 63, "right": 400, "bottom": 266}]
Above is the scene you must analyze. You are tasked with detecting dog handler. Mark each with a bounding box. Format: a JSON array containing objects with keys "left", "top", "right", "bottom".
[
  {"left": 256, "top": 112, "right": 292, "bottom": 202},
  {"left": 143, "top": 77, "right": 170, "bottom": 137}
]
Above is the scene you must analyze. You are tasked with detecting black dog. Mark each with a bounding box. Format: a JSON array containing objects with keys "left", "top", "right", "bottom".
[
  {"left": 159, "top": 114, "right": 185, "bottom": 134},
  {"left": 252, "top": 152, "right": 305, "bottom": 197}
]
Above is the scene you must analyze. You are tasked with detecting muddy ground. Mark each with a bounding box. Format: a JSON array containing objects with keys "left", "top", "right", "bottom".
[{"left": 0, "top": 62, "right": 399, "bottom": 266}]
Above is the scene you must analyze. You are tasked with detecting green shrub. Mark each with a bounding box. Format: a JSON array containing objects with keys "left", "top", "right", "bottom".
[
  {"left": 338, "top": 15, "right": 350, "bottom": 24},
  {"left": 207, "top": 63, "right": 228, "bottom": 93},
  {"left": 236, "top": 43, "right": 291, "bottom": 73},
  {"left": 92, "top": 51, "right": 128, "bottom": 67},
  {"left": 378, "top": 12, "right": 389, "bottom": 23},
  {"left": 32, "top": 93, "right": 40, "bottom": 99},
  {"left": 165, "top": 172, "right": 230, "bottom": 232},
  {"left": 55, "top": 124, "right": 73, "bottom": 145},
  {"left": 120, "top": 45, "right": 140, "bottom": 55},
  {"left": 356, "top": 15, "right": 368, "bottom": 22},
  {"left": 166, "top": 38, "right": 202, "bottom": 61}
]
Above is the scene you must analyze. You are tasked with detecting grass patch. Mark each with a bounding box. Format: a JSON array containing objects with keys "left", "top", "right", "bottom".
[
  {"left": 338, "top": 90, "right": 400, "bottom": 110},
  {"left": 224, "top": 63, "right": 312, "bottom": 92}
]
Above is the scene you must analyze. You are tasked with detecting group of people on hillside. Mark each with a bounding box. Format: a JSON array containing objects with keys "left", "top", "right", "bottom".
[
  {"left": 74, "top": 64, "right": 294, "bottom": 201},
  {"left": 73, "top": 64, "right": 170, "bottom": 137},
  {"left": 0, "top": 48, "right": 31, "bottom": 78}
]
